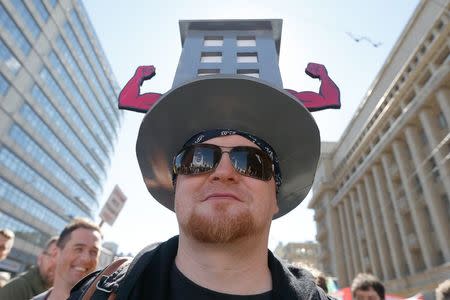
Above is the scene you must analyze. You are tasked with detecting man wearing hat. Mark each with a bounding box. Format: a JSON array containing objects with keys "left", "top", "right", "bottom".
[{"left": 69, "top": 19, "right": 340, "bottom": 300}]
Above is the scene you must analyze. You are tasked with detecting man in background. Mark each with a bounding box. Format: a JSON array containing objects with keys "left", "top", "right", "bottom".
[
  {"left": 351, "top": 273, "right": 385, "bottom": 300},
  {"left": 33, "top": 218, "right": 102, "bottom": 300},
  {"left": 0, "top": 237, "right": 58, "bottom": 300},
  {"left": 0, "top": 228, "right": 14, "bottom": 261}
]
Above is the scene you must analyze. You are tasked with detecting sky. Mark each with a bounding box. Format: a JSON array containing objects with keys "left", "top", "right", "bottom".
[{"left": 82, "top": 0, "right": 420, "bottom": 255}]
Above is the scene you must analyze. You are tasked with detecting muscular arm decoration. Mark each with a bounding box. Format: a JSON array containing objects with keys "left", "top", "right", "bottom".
[
  {"left": 118, "top": 63, "right": 340, "bottom": 113},
  {"left": 285, "top": 63, "right": 341, "bottom": 112},
  {"left": 118, "top": 65, "right": 162, "bottom": 113}
]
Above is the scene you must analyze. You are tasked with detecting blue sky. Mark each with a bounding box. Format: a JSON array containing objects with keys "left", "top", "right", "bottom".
[{"left": 83, "top": 0, "right": 420, "bottom": 255}]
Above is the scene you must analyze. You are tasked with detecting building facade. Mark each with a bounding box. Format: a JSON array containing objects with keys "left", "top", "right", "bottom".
[
  {"left": 0, "top": 0, "right": 121, "bottom": 273},
  {"left": 308, "top": 0, "right": 449, "bottom": 296}
]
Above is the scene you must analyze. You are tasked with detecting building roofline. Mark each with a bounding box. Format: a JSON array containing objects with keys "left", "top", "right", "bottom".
[{"left": 179, "top": 19, "right": 283, "bottom": 55}]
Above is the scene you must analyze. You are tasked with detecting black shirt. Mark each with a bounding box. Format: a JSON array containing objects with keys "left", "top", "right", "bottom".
[{"left": 169, "top": 263, "right": 273, "bottom": 300}]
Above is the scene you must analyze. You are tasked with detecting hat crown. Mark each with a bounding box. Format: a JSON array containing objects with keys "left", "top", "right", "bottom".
[{"left": 174, "top": 19, "right": 284, "bottom": 88}]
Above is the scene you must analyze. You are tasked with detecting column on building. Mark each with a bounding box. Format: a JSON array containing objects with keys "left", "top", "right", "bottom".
[
  {"left": 436, "top": 88, "right": 450, "bottom": 125},
  {"left": 349, "top": 190, "right": 367, "bottom": 272},
  {"left": 407, "top": 120, "right": 450, "bottom": 262},
  {"left": 356, "top": 182, "right": 382, "bottom": 276},
  {"left": 371, "top": 162, "right": 404, "bottom": 278},
  {"left": 337, "top": 202, "right": 354, "bottom": 284},
  {"left": 324, "top": 191, "right": 338, "bottom": 276},
  {"left": 381, "top": 153, "right": 415, "bottom": 275},
  {"left": 342, "top": 196, "right": 361, "bottom": 275},
  {"left": 363, "top": 173, "right": 392, "bottom": 280},
  {"left": 392, "top": 138, "right": 433, "bottom": 270},
  {"left": 330, "top": 202, "right": 349, "bottom": 287}
]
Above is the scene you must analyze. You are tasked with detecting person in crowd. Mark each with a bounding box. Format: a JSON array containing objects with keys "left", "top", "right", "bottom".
[
  {"left": 0, "top": 228, "right": 15, "bottom": 261},
  {"left": 68, "top": 17, "right": 341, "bottom": 299},
  {"left": 0, "top": 236, "right": 57, "bottom": 299},
  {"left": 351, "top": 273, "right": 385, "bottom": 300},
  {"left": 435, "top": 279, "right": 450, "bottom": 300},
  {"left": 0, "top": 271, "right": 11, "bottom": 287},
  {"left": 34, "top": 218, "right": 102, "bottom": 300}
]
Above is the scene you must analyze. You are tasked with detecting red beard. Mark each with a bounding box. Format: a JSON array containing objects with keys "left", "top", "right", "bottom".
[{"left": 183, "top": 202, "right": 259, "bottom": 243}]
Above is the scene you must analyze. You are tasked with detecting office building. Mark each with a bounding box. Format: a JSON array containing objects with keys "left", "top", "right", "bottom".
[
  {"left": 309, "top": 0, "right": 449, "bottom": 295},
  {"left": 0, "top": 0, "right": 121, "bottom": 273}
]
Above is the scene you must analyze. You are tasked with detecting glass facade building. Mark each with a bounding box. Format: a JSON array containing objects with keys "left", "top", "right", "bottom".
[{"left": 0, "top": 0, "right": 122, "bottom": 273}]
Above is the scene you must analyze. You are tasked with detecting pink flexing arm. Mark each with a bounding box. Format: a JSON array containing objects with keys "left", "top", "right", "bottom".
[
  {"left": 118, "top": 65, "right": 162, "bottom": 113},
  {"left": 285, "top": 63, "right": 341, "bottom": 112}
]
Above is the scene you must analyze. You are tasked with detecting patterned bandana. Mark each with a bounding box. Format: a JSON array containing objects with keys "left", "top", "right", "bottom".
[{"left": 173, "top": 129, "right": 282, "bottom": 191}]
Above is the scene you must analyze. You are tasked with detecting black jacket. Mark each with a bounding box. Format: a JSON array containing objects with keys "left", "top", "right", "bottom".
[{"left": 69, "top": 236, "right": 331, "bottom": 300}]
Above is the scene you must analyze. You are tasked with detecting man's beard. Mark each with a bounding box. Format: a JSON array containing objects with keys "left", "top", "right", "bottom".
[{"left": 182, "top": 202, "right": 260, "bottom": 243}]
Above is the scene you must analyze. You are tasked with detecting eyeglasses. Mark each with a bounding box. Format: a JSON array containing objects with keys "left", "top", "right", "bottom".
[{"left": 173, "top": 143, "right": 274, "bottom": 181}]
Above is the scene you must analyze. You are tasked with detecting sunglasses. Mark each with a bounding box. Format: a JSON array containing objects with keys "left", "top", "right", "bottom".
[{"left": 173, "top": 143, "right": 274, "bottom": 181}]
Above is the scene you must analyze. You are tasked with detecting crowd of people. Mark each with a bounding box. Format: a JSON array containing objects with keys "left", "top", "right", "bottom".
[{"left": 1, "top": 222, "right": 448, "bottom": 300}]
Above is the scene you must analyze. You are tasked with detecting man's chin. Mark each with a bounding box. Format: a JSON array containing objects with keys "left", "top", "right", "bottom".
[{"left": 184, "top": 209, "right": 257, "bottom": 243}]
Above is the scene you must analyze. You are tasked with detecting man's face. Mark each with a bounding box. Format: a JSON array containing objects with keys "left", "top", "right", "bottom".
[
  {"left": 54, "top": 228, "right": 101, "bottom": 288},
  {"left": 0, "top": 235, "right": 13, "bottom": 261},
  {"left": 37, "top": 242, "right": 58, "bottom": 287},
  {"left": 354, "top": 287, "right": 382, "bottom": 300},
  {"left": 174, "top": 135, "right": 279, "bottom": 243}
]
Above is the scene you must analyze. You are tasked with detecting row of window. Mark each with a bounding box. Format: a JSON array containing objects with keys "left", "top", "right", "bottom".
[
  {"left": 203, "top": 36, "right": 256, "bottom": 47},
  {"left": 55, "top": 35, "right": 118, "bottom": 134},
  {"left": 31, "top": 84, "right": 106, "bottom": 181},
  {"left": 200, "top": 52, "right": 258, "bottom": 63},
  {"left": 39, "top": 68, "right": 110, "bottom": 164},
  {"left": 0, "top": 38, "right": 21, "bottom": 74},
  {"left": 48, "top": 51, "right": 113, "bottom": 150},
  {"left": 11, "top": 1, "right": 41, "bottom": 38},
  {"left": 0, "top": 176, "right": 67, "bottom": 232},
  {"left": 0, "top": 210, "right": 51, "bottom": 249},
  {"left": 10, "top": 120, "right": 98, "bottom": 208},
  {"left": 17, "top": 105, "right": 99, "bottom": 206},
  {"left": 0, "top": 3, "right": 31, "bottom": 55},
  {"left": 62, "top": 22, "right": 119, "bottom": 125},
  {"left": 69, "top": 9, "right": 119, "bottom": 114},
  {"left": 197, "top": 68, "right": 260, "bottom": 78},
  {"left": 0, "top": 147, "right": 90, "bottom": 219}
]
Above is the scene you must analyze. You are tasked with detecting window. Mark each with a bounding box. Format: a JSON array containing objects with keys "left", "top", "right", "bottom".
[
  {"left": 200, "top": 52, "right": 222, "bottom": 63},
  {"left": 438, "top": 111, "right": 448, "bottom": 129},
  {"left": 237, "top": 69, "right": 259, "bottom": 78},
  {"left": 237, "top": 36, "right": 256, "bottom": 47},
  {"left": 32, "top": 0, "right": 49, "bottom": 22},
  {"left": 419, "top": 129, "right": 428, "bottom": 145},
  {"left": 0, "top": 39, "right": 21, "bottom": 74},
  {"left": 203, "top": 36, "right": 223, "bottom": 47},
  {"left": 197, "top": 68, "right": 220, "bottom": 76},
  {"left": 237, "top": 52, "right": 258, "bottom": 63},
  {"left": 414, "top": 175, "right": 422, "bottom": 194},
  {"left": 0, "top": 73, "right": 9, "bottom": 95}
]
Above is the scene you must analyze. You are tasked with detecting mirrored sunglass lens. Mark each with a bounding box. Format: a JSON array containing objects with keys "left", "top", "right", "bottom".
[
  {"left": 176, "top": 145, "right": 218, "bottom": 174},
  {"left": 231, "top": 148, "right": 269, "bottom": 179}
]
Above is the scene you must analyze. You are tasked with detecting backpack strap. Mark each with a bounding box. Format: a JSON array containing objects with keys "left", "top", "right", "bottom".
[{"left": 81, "top": 257, "right": 131, "bottom": 300}]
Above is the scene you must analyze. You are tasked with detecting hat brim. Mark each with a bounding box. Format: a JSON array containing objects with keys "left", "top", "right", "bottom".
[{"left": 136, "top": 75, "right": 320, "bottom": 219}]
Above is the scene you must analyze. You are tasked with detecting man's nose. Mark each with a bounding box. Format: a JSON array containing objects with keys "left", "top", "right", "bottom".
[{"left": 211, "top": 152, "right": 239, "bottom": 181}]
